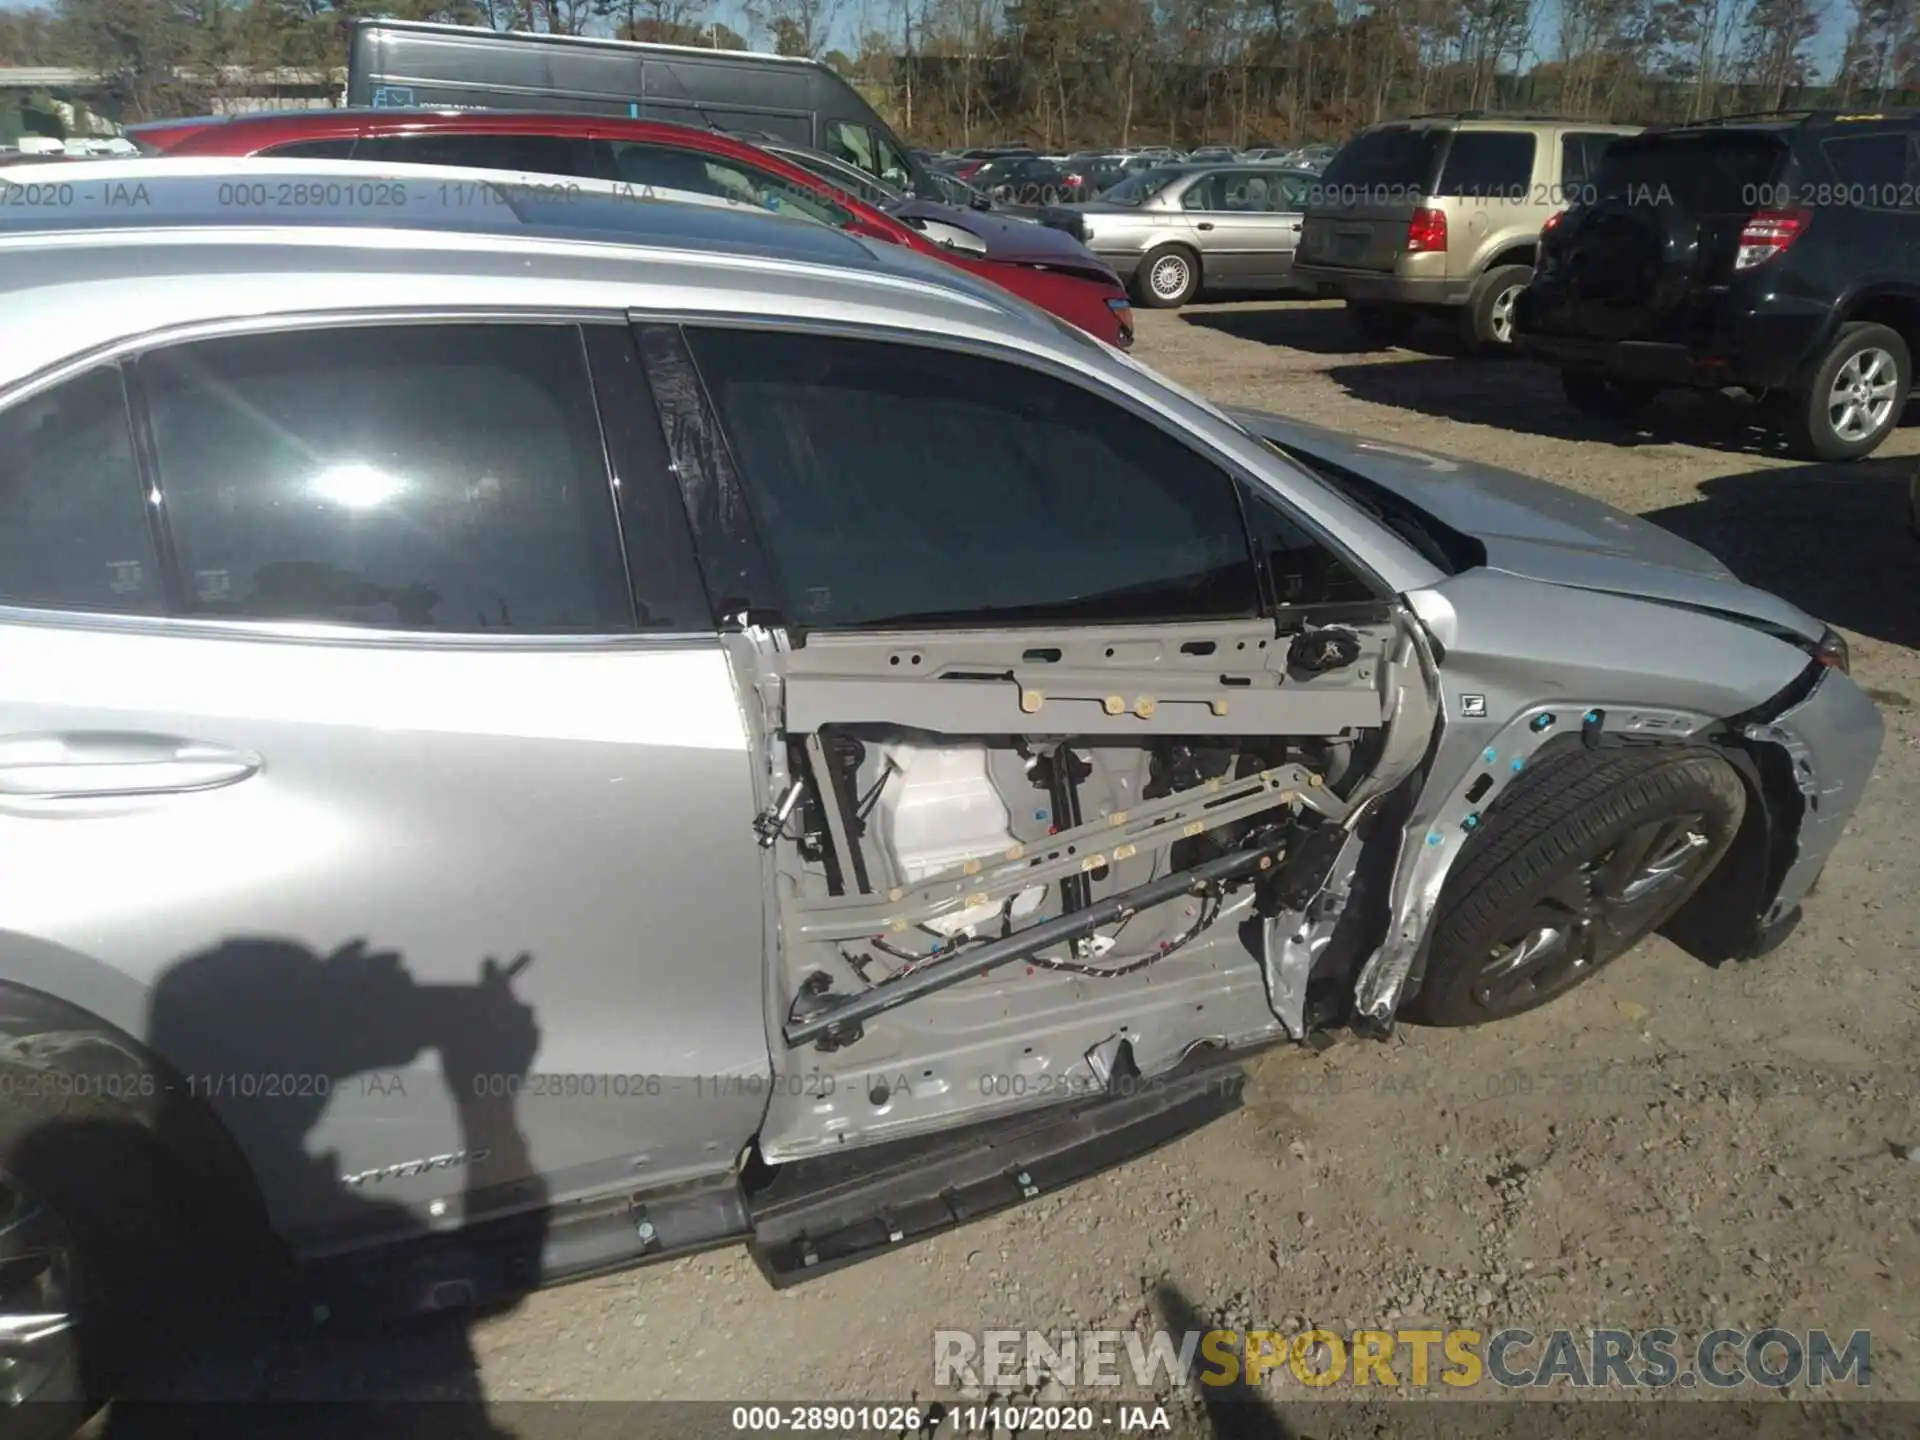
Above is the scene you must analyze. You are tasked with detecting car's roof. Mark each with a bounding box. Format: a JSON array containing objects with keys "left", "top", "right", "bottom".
[
  {"left": 0, "top": 158, "right": 1043, "bottom": 396},
  {"left": 136, "top": 107, "right": 733, "bottom": 146}
]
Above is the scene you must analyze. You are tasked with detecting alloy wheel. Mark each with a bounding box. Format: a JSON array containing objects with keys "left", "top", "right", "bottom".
[
  {"left": 1474, "top": 814, "right": 1712, "bottom": 1012},
  {"left": 1489, "top": 283, "right": 1523, "bottom": 345},
  {"left": 1826, "top": 346, "right": 1900, "bottom": 443},
  {"left": 0, "top": 1170, "right": 76, "bottom": 1409},
  {"left": 1149, "top": 254, "right": 1191, "bottom": 301}
]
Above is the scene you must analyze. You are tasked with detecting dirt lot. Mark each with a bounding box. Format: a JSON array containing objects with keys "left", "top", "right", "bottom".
[{"left": 110, "top": 302, "right": 1920, "bottom": 1436}]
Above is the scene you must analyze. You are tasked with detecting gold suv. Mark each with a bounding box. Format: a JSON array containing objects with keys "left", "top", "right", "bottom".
[{"left": 1293, "top": 114, "right": 1641, "bottom": 353}]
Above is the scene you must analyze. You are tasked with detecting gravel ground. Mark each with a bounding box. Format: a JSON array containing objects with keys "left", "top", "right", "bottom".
[{"left": 104, "top": 301, "right": 1920, "bottom": 1438}]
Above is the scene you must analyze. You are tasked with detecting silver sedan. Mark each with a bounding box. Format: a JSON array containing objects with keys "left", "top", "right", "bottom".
[{"left": 1040, "top": 162, "right": 1318, "bottom": 308}]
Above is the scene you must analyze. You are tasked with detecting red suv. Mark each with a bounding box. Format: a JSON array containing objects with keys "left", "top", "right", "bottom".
[{"left": 132, "top": 111, "right": 1134, "bottom": 349}]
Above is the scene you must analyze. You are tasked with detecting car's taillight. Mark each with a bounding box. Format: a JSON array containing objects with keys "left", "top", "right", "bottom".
[
  {"left": 1065, "top": 172, "right": 1083, "bottom": 187},
  {"left": 1734, "top": 209, "right": 1809, "bottom": 271},
  {"left": 1406, "top": 207, "right": 1448, "bottom": 254},
  {"left": 1542, "top": 210, "right": 1564, "bottom": 234}
]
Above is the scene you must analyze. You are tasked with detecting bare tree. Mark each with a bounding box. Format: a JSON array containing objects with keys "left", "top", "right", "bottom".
[{"left": 745, "top": 0, "right": 842, "bottom": 54}]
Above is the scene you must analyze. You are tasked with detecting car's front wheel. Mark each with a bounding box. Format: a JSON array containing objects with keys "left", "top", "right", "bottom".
[
  {"left": 0, "top": 1074, "right": 203, "bottom": 1436},
  {"left": 1406, "top": 746, "right": 1746, "bottom": 1027},
  {"left": 1781, "top": 321, "right": 1911, "bottom": 462},
  {"left": 1134, "top": 244, "right": 1200, "bottom": 309}
]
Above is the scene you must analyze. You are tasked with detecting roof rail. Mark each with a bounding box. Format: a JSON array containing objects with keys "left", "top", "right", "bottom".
[
  {"left": 1674, "top": 106, "right": 1920, "bottom": 128},
  {"left": 1399, "top": 110, "right": 1604, "bottom": 123}
]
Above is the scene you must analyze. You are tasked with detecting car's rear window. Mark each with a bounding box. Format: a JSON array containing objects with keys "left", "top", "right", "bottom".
[
  {"left": 1591, "top": 131, "right": 1789, "bottom": 214},
  {"left": 1317, "top": 127, "right": 1445, "bottom": 195}
]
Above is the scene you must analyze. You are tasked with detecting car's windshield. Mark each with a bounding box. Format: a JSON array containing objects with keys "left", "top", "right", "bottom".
[
  {"left": 783, "top": 149, "right": 904, "bottom": 206},
  {"left": 1102, "top": 167, "right": 1188, "bottom": 205},
  {"left": 1256, "top": 438, "right": 1472, "bottom": 574},
  {"left": 606, "top": 141, "right": 854, "bottom": 230},
  {"left": 925, "top": 170, "right": 982, "bottom": 206}
]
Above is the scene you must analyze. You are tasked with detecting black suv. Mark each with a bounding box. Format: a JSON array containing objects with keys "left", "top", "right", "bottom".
[{"left": 1516, "top": 110, "right": 1920, "bottom": 461}]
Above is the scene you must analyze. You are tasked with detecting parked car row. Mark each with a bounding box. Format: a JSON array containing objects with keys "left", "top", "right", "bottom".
[
  {"left": 1296, "top": 107, "right": 1920, "bottom": 460},
  {"left": 119, "top": 107, "right": 1137, "bottom": 351},
  {"left": 927, "top": 141, "right": 1341, "bottom": 206}
]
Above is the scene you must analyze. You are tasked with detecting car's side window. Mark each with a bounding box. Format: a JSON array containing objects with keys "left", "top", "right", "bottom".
[
  {"left": 1181, "top": 173, "right": 1225, "bottom": 210},
  {"left": 1560, "top": 134, "right": 1590, "bottom": 189},
  {"left": 350, "top": 133, "right": 594, "bottom": 177},
  {"left": 266, "top": 138, "right": 359, "bottom": 160},
  {"left": 679, "top": 328, "right": 1262, "bottom": 630},
  {"left": 828, "top": 121, "right": 904, "bottom": 183},
  {"left": 139, "top": 324, "right": 633, "bottom": 633},
  {"left": 1276, "top": 175, "right": 1311, "bottom": 210},
  {"left": 1821, "top": 132, "right": 1918, "bottom": 198},
  {"left": 0, "top": 365, "right": 163, "bottom": 615},
  {"left": 1240, "top": 487, "right": 1380, "bottom": 610},
  {"left": 603, "top": 141, "right": 852, "bottom": 228},
  {"left": 1435, "top": 132, "right": 1536, "bottom": 199}
]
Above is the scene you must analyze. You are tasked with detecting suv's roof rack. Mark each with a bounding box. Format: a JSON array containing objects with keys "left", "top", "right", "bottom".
[
  {"left": 1399, "top": 110, "right": 1601, "bottom": 123},
  {"left": 1672, "top": 107, "right": 1920, "bottom": 129}
]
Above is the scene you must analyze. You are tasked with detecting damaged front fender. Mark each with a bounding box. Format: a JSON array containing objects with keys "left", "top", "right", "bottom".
[
  {"left": 1726, "top": 665, "right": 1884, "bottom": 939},
  {"left": 1348, "top": 662, "right": 1882, "bottom": 1030}
]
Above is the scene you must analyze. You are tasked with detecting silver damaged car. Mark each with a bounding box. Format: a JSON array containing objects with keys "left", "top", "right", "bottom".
[{"left": 0, "top": 161, "right": 1884, "bottom": 1426}]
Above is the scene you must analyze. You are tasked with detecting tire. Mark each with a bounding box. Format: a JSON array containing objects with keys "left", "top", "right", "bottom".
[
  {"left": 1346, "top": 301, "right": 1415, "bottom": 345},
  {"left": 1406, "top": 746, "right": 1747, "bottom": 1027},
  {"left": 1780, "top": 321, "right": 1912, "bottom": 462},
  {"left": 1458, "top": 264, "right": 1534, "bottom": 355},
  {"left": 0, "top": 1072, "right": 200, "bottom": 1435},
  {"left": 1133, "top": 244, "right": 1200, "bottom": 309},
  {"left": 1560, "top": 369, "right": 1664, "bottom": 420}
]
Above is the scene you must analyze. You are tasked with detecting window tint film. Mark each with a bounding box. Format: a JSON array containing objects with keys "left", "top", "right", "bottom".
[
  {"left": 266, "top": 138, "right": 359, "bottom": 159},
  {"left": 683, "top": 329, "right": 1260, "bottom": 629},
  {"left": 143, "top": 324, "right": 631, "bottom": 632},
  {"left": 1561, "top": 134, "right": 1590, "bottom": 188},
  {"left": 1562, "top": 132, "right": 1623, "bottom": 190},
  {"left": 605, "top": 142, "right": 852, "bottom": 226},
  {"left": 351, "top": 132, "right": 592, "bottom": 176},
  {"left": 1593, "top": 132, "right": 1788, "bottom": 215},
  {"left": 1318, "top": 127, "right": 1445, "bottom": 193},
  {"left": 1434, "top": 132, "right": 1535, "bottom": 198},
  {"left": 1822, "top": 132, "right": 1916, "bottom": 190},
  {"left": 0, "top": 366, "right": 161, "bottom": 614}
]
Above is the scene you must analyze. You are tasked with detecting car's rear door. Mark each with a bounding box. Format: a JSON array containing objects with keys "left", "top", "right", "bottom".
[
  {"left": 1181, "top": 168, "right": 1295, "bottom": 283},
  {"left": 0, "top": 317, "right": 770, "bottom": 1255}
]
